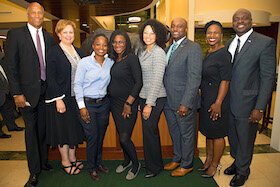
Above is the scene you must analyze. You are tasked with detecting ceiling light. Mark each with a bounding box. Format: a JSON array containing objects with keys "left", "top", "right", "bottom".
[{"left": 128, "top": 17, "right": 141, "bottom": 23}]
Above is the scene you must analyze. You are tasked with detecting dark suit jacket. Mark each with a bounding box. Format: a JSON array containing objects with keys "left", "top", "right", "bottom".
[
  {"left": 45, "top": 45, "right": 85, "bottom": 100},
  {"left": 226, "top": 31, "right": 276, "bottom": 117},
  {"left": 164, "top": 38, "right": 203, "bottom": 111},
  {"left": 5, "top": 25, "right": 55, "bottom": 107},
  {"left": 0, "top": 57, "right": 9, "bottom": 106}
]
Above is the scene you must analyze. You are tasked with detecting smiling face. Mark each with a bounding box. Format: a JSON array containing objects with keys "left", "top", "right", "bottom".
[
  {"left": 27, "top": 2, "right": 44, "bottom": 29},
  {"left": 232, "top": 9, "right": 252, "bottom": 36},
  {"left": 112, "top": 35, "right": 126, "bottom": 56},
  {"left": 58, "top": 25, "right": 75, "bottom": 45},
  {"left": 143, "top": 25, "right": 156, "bottom": 47},
  {"left": 92, "top": 36, "right": 108, "bottom": 57},
  {"left": 171, "top": 18, "right": 187, "bottom": 41},
  {"left": 206, "top": 24, "right": 223, "bottom": 47}
]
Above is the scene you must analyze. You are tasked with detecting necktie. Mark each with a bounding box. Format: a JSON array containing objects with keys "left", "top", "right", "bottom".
[
  {"left": 169, "top": 42, "right": 178, "bottom": 61},
  {"left": 36, "top": 30, "right": 46, "bottom": 80},
  {"left": 0, "top": 70, "right": 9, "bottom": 94},
  {"left": 233, "top": 38, "right": 240, "bottom": 64}
]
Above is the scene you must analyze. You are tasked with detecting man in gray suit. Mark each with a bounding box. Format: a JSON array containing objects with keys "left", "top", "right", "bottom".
[
  {"left": 164, "top": 17, "right": 202, "bottom": 177},
  {"left": 224, "top": 9, "right": 276, "bottom": 186}
]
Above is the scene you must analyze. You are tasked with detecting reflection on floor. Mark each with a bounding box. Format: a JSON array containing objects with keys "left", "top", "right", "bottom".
[{"left": 0, "top": 117, "right": 279, "bottom": 187}]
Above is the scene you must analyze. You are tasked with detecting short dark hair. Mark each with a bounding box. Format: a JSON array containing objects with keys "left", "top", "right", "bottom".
[
  {"left": 204, "top": 20, "right": 223, "bottom": 33},
  {"left": 91, "top": 33, "right": 108, "bottom": 45},
  {"left": 138, "top": 19, "right": 167, "bottom": 49},
  {"left": 108, "top": 30, "right": 132, "bottom": 61}
]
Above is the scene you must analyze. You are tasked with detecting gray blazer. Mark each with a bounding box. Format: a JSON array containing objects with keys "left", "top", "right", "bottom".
[
  {"left": 164, "top": 38, "right": 202, "bottom": 111},
  {"left": 227, "top": 31, "right": 276, "bottom": 117}
]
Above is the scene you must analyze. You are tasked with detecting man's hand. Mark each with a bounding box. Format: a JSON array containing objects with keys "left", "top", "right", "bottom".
[
  {"left": 249, "top": 109, "right": 263, "bottom": 123},
  {"left": 178, "top": 105, "right": 189, "bottom": 117},
  {"left": 14, "top": 95, "right": 26, "bottom": 108}
]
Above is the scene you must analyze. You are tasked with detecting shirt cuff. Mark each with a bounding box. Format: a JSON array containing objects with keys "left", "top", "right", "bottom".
[
  {"left": 45, "top": 94, "right": 65, "bottom": 103},
  {"left": 77, "top": 101, "right": 86, "bottom": 109}
]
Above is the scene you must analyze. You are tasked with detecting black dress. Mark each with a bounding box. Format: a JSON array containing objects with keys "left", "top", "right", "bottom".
[
  {"left": 45, "top": 45, "right": 85, "bottom": 148},
  {"left": 199, "top": 47, "right": 232, "bottom": 138}
]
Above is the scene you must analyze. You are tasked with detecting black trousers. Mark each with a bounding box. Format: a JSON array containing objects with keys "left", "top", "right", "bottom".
[
  {"left": 0, "top": 94, "right": 18, "bottom": 130},
  {"left": 111, "top": 99, "right": 139, "bottom": 168},
  {"left": 139, "top": 97, "right": 166, "bottom": 174},
  {"left": 20, "top": 82, "right": 48, "bottom": 175}
]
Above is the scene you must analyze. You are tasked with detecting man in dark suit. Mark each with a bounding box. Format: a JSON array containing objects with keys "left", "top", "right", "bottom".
[
  {"left": 224, "top": 9, "right": 276, "bottom": 186},
  {"left": 0, "top": 57, "right": 24, "bottom": 137},
  {"left": 163, "top": 17, "right": 202, "bottom": 177},
  {"left": 5, "top": 2, "right": 55, "bottom": 187}
]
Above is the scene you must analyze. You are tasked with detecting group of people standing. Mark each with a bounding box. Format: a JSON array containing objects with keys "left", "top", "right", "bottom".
[{"left": 2, "top": 1, "right": 276, "bottom": 187}]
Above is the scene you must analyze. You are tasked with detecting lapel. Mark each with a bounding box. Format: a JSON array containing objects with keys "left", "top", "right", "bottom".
[
  {"left": 167, "top": 38, "right": 188, "bottom": 67},
  {"left": 23, "top": 26, "right": 38, "bottom": 56},
  {"left": 233, "top": 32, "right": 255, "bottom": 67}
]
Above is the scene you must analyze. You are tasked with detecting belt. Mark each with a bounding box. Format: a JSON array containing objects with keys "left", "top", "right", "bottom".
[{"left": 84, "top": 96, "right": 107, "bottom": 104}]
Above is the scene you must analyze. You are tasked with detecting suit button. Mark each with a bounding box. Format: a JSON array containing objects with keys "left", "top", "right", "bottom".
[{"left": 208, "top": 83, "right": 212, "bottom": 85}]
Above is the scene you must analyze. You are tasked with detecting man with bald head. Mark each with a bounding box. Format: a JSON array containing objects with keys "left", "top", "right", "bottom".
[
  {"left": 164, "top": 17, "right": 202, "bottom": 177},
  {"left": 225, "top": 9, "right": 276, "bottom": 186},
  {"left": 5, "top": 2, "right": 55, "bottom": 186}
]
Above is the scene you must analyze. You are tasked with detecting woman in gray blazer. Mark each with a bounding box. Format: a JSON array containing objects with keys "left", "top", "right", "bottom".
[{"left": 138, "top": 19, "right": 168, "bottom": 178}]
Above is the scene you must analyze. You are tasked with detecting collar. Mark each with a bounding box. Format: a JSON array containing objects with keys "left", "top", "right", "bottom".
[
  {"left": 27, "top": 23, "right": 43, "bottom": 34},
  {"left": 173, "top": 36, "right": 186, "bottom": 46}
]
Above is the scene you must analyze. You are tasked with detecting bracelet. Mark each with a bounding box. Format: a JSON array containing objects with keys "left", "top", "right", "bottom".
[{"left": 125, "top": 101, "right": 132, "bottom": 106}]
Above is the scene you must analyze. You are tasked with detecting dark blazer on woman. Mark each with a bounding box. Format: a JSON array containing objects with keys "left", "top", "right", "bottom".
[{"left": 46, "top": 45, "right": 85, "bottom": 99}]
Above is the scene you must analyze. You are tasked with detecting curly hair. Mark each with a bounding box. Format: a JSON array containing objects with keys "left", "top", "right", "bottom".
[
  {"left": 138, "top": 19, "right": 167, "bottom": 49},
  {"left": 108, "top": 30, "right": 132, "bottom": 61},
  {"left": 204, "top": 20, "right": 223, "bottom": 34}
]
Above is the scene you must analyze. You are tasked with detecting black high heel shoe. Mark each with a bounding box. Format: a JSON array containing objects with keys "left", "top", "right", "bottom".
[{"left": 201, "top": 164, "right": 222, "bottom": 178}]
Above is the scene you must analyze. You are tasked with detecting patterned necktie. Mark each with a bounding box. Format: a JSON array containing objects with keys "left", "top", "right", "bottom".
[
  {"left": 36, "top": 30, "right": 46, "bottom": 80},
  {"left": 233, "top": 38, "right": 240, "bottom": 64},
  {"left": 169, "top": 42, "right": 178, "bottom": 60}
]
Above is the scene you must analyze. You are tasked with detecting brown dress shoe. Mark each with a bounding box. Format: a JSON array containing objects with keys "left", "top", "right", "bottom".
[
  {"left": 89, "top": 171, "right": 100, "bottom": 181},
  {"left": 164, "top": 162, "right": 180, "bottom": 171},
  {"left": 98, "top": 164, "right": 109, "bottom": 173},
  {"left": 171, "top": 167, "right": 193, "bottom": 177}
]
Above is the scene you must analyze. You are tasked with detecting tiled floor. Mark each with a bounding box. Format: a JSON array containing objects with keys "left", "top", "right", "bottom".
[{"left": 0, "top": 117, "right": 279, "bottom": 187}]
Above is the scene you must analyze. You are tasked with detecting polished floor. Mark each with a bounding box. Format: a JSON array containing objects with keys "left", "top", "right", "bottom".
[{"left": 0, "top": 117, "right": 279, "bottom": 187}]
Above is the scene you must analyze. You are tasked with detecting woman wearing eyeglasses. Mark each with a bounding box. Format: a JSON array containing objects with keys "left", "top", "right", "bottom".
[{"left": 108, "top": 30, "right": 143, "bottom": 180}]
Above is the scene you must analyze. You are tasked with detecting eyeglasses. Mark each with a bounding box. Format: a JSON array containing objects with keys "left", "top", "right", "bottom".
[{"left": 113, "top": 41, "right": 126, "bottom": 46}]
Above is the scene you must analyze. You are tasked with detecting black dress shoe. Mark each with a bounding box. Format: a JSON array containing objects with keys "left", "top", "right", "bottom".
[
  {"left": 145, "top": 171, "right": 157, "bottom": 178},
  {"left": 230, "top": 174, "right": 248, "bottom": 186},
  {"left": 8, "top": 126, "right": 25, "bottom": 132},
  {"left": 24, "top": 174, "right": 38, "bottom": 187},
  {"left": 98, "top": 164, "right": 109, "bottom": 173},
  {"left": 0, "top": 133, "right": 11, "bottom": 138},
  {"left": 89, "top": 171, "right": 100, "bottom": 181},
  {"left": 42, "top": 163, "right": 53, "bottom": 171},
  {"left": 224, "top": 163, "right": 236, "bottom": 175}
]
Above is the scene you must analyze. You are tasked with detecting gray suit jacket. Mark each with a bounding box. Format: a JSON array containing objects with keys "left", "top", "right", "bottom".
[
  {"left": 227, "top": 32, "right": 276, "bottom": 117},
  {"left": 164, "top": 38, "right": 202, "bottom": 111}
]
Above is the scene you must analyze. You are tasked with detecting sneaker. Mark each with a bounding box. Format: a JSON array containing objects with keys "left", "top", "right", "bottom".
[
  {"left": 126, "top": 162, "right": 141, "bottom": 180},
  {"left": 115, "top": 161, "right": 132, "bottom": 174}
]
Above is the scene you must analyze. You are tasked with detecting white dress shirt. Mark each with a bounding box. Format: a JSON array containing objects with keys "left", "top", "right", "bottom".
[
  {"left": 27, "top": 23, "right": 46, "bottom": 66},
  {"left": 228, "top": 28, "right": 253, "bottom": 62}
]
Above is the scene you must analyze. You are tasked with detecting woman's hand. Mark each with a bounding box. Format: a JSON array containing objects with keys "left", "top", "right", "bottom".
[
  {"left": 208, "top": 102, "right": 221, "bottom": 121},
  {"left": 122, "top": 104, "right": 132, "bottom": 119},
  {"left": 56, "top": 99, "right": 66, "bottom": 113},
  {"left": 142, "top": 105, "right": 152, "bottom": 120},
  {"left": 80, "top": 108, "right": 90, "bottom": 124}
]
